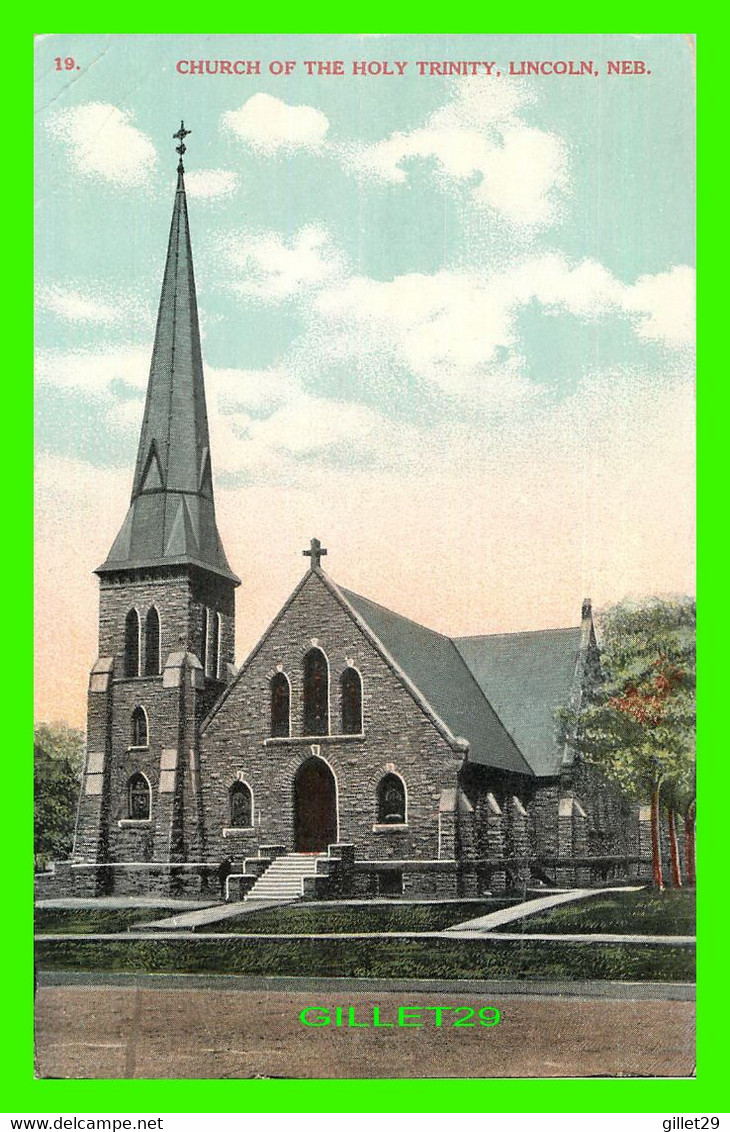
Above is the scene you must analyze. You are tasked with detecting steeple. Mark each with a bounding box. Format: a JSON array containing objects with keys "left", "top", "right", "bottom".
[{"left": 97, "top": 125, "right": 239, "bottom": 584}]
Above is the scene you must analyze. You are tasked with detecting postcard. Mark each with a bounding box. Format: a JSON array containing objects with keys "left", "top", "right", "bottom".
[{"left": 33, "top": 33, "right": 696, "bottom": 1082}]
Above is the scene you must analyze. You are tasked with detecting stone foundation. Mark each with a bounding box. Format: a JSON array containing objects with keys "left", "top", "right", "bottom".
[{"left": 35, "top": 861, "right": 219, "bottom": 900}]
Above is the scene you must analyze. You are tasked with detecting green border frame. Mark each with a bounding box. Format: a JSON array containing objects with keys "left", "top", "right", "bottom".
[{"left": 18, "top": 21, "right": 717, "bottom": 1115}]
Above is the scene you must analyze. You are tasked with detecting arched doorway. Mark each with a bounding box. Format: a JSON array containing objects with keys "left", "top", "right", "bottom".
[{"left": 293, "top": 757, "right": 337, "bottom": 852}]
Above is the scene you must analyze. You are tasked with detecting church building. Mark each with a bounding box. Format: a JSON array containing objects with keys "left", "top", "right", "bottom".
[{"left": 38, "top": 134, "right": 651, "bottom": 903}]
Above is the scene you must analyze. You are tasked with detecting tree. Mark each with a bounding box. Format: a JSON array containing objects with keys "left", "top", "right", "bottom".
[
  {"left": 557, "top": 598, "right": 696, "bottom": 888},
  {"left": 34, "top": 723, "right": 85, "bottom": 871}
]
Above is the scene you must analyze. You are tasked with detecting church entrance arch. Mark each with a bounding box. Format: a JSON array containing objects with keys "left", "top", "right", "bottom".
[{"left": 293, "top": 756, "right": 338, "bottom": 852}]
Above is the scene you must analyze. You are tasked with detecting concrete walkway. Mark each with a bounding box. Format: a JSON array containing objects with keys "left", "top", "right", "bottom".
[
  {"left": 120, "top": 887, "right": 630, "bottom": 934},
  {"left": 444, "top": 886, "right": 644, "bottom": 932},
  {"left": 134, "top": 898, "right": 285, "bottom": 931},
  {"left": 37, "top": 969, "right": 696, "bottom": 1000},
  {"left": 35, "top": 929, "right": 694, "bottom": 945},
  {"left": 131, "top": 894, "right": 524, "bottom": 932},
  {"left": 36, "top": 896, "right": 219, "bottom": 911},
  {"left": 447, "top": 932, "right": 694, "bottom": 945}
]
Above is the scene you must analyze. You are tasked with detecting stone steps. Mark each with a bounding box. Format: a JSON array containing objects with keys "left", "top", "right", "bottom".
[{"left": 245, "top": 853, "right": 325, "bottom": 902}]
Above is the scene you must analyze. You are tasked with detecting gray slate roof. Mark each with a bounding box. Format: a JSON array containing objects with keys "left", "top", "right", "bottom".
[
  {"left": 454, "top": 628, "right": 583, "bottom": 776},
  {"left": 97, "top": 168, "right": 238, "bottom": 583},
  {"left": 340, "top": 587, "right": 535, "bottom": 778}
]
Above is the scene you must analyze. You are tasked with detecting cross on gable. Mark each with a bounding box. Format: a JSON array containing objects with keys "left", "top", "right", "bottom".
[{"left": 303, "top": 538, "right": 327, "bottom": 570}]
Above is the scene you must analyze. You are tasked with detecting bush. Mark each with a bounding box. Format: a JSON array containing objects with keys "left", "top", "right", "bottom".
[{"left": 34, "top": 935, "right": 695, "bottom": 982}]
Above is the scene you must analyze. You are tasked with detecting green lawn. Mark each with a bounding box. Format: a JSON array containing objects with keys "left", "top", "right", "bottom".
[
  {"left": 34, "top": 908, "right": 184, "bottom": 935},
  {"left": 211, "top": 899, "right": 518, "bottom": 935},
  {"left": 517, "top": 888, "right": 695, "bottom": 936},
  {"left": 34, "top": 935, "right": 695, "bottom": 982}
]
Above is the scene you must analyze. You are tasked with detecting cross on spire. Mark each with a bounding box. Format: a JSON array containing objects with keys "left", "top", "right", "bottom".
[
  {"left": 303, "top": 538, "right": 327, "bottom": 570},
  {"left": 173, "top": 120, "right": 191, "bottom": 171}
]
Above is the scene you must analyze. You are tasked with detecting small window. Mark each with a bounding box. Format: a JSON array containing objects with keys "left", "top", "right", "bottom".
[
  {"left": 229, "top": 781, "right": 252, "bottom": 828},
  {"left": 303, "top": 647, "right": 329, "bottom": 735},
  {"left": 341, "top": 667, "right": 363, "bottom": 734},
  {"left": 377, "top": 773, "right": 406, "bottom": 824},
  {"left": 131, "top": 706, "right": 148, "bottom": 747},
  {"left": 145, "top": 607, "right": 160, "bottom": 676},
  {"left": 128, "top": 773, "right": 150, "bottom": 820},
  {"left": 271, "top": 673, "right": 290, "bottom": 737},
  {"left": 124, "top": 609, "right": 140, "bottom": 677}
]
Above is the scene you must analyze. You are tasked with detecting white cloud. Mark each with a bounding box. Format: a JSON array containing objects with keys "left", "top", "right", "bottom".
[
  {"left": 184, "top": 169, "right": 238, "bottom": 200},
  {"left": 39, "top": 286, "right": 121, "bottom": 325},
  {"left": 312, "top": 270, "right": 529, "bottom": 400},
  {"left": 345, "top": 79, "right": 568, "bottom": 228},
  {"left": 222, "top": 93, "right": 329, "bottom": 154},
  {"left": 221, "top": 224, "right": 347, "bottom": 302},
  {"left": 37, "top": 283, "right": 152, "bottom": 328},
  {"left": 209, "top": 382, "right": 424, "bottom": 481},
  {"left": 36, "top": 252, "right": 693, "bottom": 493},
  {"left": 203, "top": 364, "right": 421, "bottom": 477},
  {"left": 210, "top": 366, "right": 298, "bottom": 415},
  {"left": 35, "top": 347, "right": 149, "bottom": 395},
  {"left": 508, "top": 255, "right": 696, "bottom": 348},
  {"left": 622, "top": 266, "right": 695, "bottom": 347},
  {"left": 47, "top": 103, "right": 157, "bottom": 187},
  {"left": 308, "top": 254, "right": 695, "bottom": 400}
]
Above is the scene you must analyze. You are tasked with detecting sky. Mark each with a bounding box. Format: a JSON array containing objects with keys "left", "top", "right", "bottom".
[{"left": 34, "top": 34, "right": 695, "bottom": 728}]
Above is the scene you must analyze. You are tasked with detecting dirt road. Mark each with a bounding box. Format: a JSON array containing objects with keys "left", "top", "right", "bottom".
[{"left": 35, "top": 986, "right": 695, "bottom": 1079}]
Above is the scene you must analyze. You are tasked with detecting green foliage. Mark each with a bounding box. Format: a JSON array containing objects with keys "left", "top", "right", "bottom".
[
  {"left": 557, "top": 597, "right": 696, "bottom": 802},
  {"left": 518, "top": 888, "right": 695, "bottom": 936},
  {"left": 34, "top": 936, "right": 696, "bottom": 982},
  {"left": 34, "top": 907, "right": 184, "bottom": 934},
  {"left": 34, "top": 722, "right": 85, "bottom": 871},
  {"left": 214, "top": 899, "right": 518, "bottom": 935}
]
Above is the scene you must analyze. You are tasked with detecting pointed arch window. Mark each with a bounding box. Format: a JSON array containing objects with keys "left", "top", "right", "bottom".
[
  {"left": 229, "top": 781, "right": 252, "bottom": 828},
  {"left": 377, "top": 773, "right": 406, "bottom": 825},
  {"left": 211, "top": 612, "right": 222, "bottom": 679},
  {"left": 303, "top": 648, "right": 329, "bottom": 736},
  {"left": 128, "top": 773, "right": 151, "bottom": 820},
  {"left": 341, "top": 667, "right": 363, "bottom": 734},
  {"left": 145, "top": 607, "right": 161, "bottom": 676},
  {"left": 124, "top": 609, "right": 140, "bottom": 677},
  {"left": 200, "top": 607, "right": 208, "bottom": 673},
  {"left": 271, "top": 673, "right": 291, "bottom": 737},
  {"left": 131, "top": 706, "right": 148, "bottom": 747}
]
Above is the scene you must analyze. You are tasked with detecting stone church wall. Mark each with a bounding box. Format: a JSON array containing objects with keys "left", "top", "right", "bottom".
[
  {"left": 198, "top": 571, "right": 464, "bottom": 883},
  {"left": 97, "top": 568, "right": 235, "bottom": 683},
  {"left": 73, "top": 565, "right": 236, "bottom": 878},
  {"left": 568, "top": 756, "right": 643, "bottom": 881}
]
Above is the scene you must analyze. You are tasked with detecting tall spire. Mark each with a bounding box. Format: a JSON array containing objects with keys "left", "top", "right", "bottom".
[{"left": 97, "top": 127, "right": 239, "bottom": 584}]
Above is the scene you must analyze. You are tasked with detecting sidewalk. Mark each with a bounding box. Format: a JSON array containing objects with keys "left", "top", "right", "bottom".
[
  {"left": 37, "top": 969, "right": 696, "bottom": 1000},
  {"left": 35, "top": 896, "right": 219, "bottom": 911},
  {"left": 134, "top": 898, "right": 283, "bottom": 931},
  {"left": 35, "top": 929, "right": 694, "bottom": 945},
  {"left": 444, "top": 886, "right": 643, "bottom": 932}
]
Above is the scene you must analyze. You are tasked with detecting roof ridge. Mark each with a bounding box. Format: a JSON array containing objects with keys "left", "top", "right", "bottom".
[{"left": 455, "top": 625, "right": 581, "bottom": 642}]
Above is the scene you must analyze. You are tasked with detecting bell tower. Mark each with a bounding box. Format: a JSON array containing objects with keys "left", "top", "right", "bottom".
[{"left": 74, "top": 125, "right": 240, "bottom": 889}]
